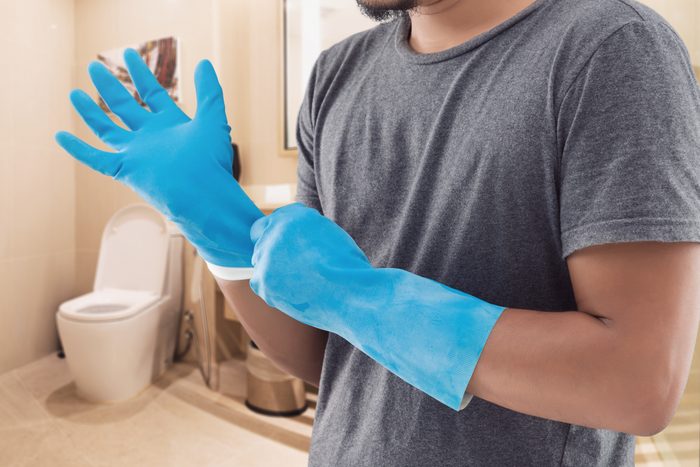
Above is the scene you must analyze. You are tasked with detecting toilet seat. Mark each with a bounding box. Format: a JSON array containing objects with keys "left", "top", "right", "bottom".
[
  {"left": 57, "top": 204, "right": 169, "bottom": 324},
  {"left": 58, "top": 289, "right": 160, "bottom": 322}
]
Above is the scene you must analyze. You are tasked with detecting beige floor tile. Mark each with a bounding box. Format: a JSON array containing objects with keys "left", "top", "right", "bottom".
[
  {"left": 82, "top": 426, "right": 236, "bottom": 467},
  {"left": 36, "top": 363, "right": 303, "bottom": 467},
  {"left": 43, "top": 368, "right": 176, "bottom": 424},
  {"left": 0, "top": 421, "right": 93, "bottom": 467},
  {"left": 0, "top": 372, "right": 50, "bottom": 429},
  {"left": 214, "top": 440, "right": 309, "bottom": 467},
  {"left": 158, "top": 382, "right": 310, "bottom": 459},
  {"left": 51, "top": 394, "right": 187, "bottom": 466},
  {"left": 14, "top": 353, "right": 73, "bottom": 401},
  {"left": 175, "top": 360, "right": 313, "bottom": 448},
  {"left": 57, "top": 393, "right": 242, "bottom": 467}
]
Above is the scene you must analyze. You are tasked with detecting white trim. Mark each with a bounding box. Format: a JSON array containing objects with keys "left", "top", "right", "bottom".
[
  {"left": 205, "top": 262, "right": 254, "bottom": 281},
  {"left": 459, "top": 391, "right": 473, "bottom": 410}
]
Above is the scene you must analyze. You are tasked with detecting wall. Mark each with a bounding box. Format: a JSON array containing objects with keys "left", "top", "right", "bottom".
[
  {"left": 0, "top": 0, "right": 76, "bottom": 373},
  {"left": 73, "top": 0, "right": 298, "bottom": 294},
  {"left": 0, "top": 0, "right": 695, "bottom": 373}
]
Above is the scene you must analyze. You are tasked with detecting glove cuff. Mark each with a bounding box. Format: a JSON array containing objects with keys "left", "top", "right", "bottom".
[
  {"left": 205, "top": 262, "right": 254, "bottom": 281},
  {"left": 459, "top": 392, "right": 474, "bottom": 410}
]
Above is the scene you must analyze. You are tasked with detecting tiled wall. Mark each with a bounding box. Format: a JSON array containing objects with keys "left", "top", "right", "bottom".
[{"left": 0, "top": 0, "right": 77, "bottom": 373}]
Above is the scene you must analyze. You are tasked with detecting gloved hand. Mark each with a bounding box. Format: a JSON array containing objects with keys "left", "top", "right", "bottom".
[
  {"left": 249, "top": 203, "right": 505, "bottom": 410},
  {"left": 55, "top": 49, "right": 263, "bottom": 278}
]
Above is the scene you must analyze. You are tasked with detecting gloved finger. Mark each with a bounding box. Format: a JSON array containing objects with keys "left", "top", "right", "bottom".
[
  {"left": 69, "top": 89, "right": 131, "bottom": 149},
  {"left": 123, "top": 48, "right": 179, "bottom": 114},
  {"left": 250, "top": 215, "right": 271, "bottom": 244},
  {"left": 88, "top": 61, "right": 149, "bottom": 130},
  {"left": 55, "top": 131, "right": 121, "bottom": 177},
  {"left": 193, "top": 60, "right": 228, "bottom": 123}
]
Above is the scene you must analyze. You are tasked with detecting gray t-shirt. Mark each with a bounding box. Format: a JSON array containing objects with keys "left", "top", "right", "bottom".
[{"left": 294, "top": 0, "right": 700, "bottom": 465}]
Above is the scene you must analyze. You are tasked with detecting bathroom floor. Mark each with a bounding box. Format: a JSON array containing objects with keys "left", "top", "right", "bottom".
[
  {"left": 0, "top": 355, "right": 312, "bottom": 467},
  {"left": 1, "top": 349, "right": 697, "bottom": 467}
]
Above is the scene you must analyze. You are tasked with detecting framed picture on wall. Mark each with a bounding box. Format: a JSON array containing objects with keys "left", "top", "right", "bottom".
[
  {"left": 282, "top": 0, "right": 374, "bottom": 154},
  {"left": 96, "top": 37, "right": 180, "bottom": 113}
]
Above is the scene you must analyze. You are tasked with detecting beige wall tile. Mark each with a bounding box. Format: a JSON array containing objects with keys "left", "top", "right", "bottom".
[
  {"left": 75, "top": 166, "right": 121, "bottom": 252},
  {"left": 48, "top": 154, "right": 77, "bottom": 254},
  {"left": 0, "top": 0, "right": 76, "bottom": 373},
  {"left": 219, "top": 0, "right": 300, "bottom": 186},
  {"left": 0, "top": 260, "right": 15, "bottom": 372},
  {"left": 6, "top": 0, "right": 76, "bottom": 259},
  {"left": 10, "top": 149, "right": 53, "bottom": 259},
  {"left": 0, "top": 139, "right": 15, "bottom": 261},
  {"left": 0, "top": 254, "right": 71, "bottom": 373},
  {"left": 75, "top": 249, "right": 98, "bottom": 295}
]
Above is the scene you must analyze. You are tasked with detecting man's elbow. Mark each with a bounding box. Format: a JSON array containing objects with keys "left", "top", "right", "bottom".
[
  {"left": 628, "top": 403, "right": 674, "bottom": 437},
  {"left": 622, "top": 372, "right": 683, "bottom": 436}
]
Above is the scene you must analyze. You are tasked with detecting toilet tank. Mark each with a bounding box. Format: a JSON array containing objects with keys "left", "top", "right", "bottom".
[{"left": 93, "top": 204, "right": 169, "bottom": 295}]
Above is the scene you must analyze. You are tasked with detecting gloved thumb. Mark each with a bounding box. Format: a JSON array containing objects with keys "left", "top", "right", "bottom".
[
  {"left": 194, "top": 59, "right": 228, "bottom": 123},
  {"left": 250, "top": 215, "right": 271, "bottom": 243}
]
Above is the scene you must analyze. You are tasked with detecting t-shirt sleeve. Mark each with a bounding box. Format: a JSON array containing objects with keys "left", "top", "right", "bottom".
[
  {"left": 557, "top": 20, "right": 700, "bottom": 258},
  {"left": 295, "top": 56, "right": 324, "bottom": 213}
]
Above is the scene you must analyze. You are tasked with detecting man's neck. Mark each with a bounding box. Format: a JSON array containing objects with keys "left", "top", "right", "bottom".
[{"left": 408, "top": 0, "right": 537, "bottom": 53}]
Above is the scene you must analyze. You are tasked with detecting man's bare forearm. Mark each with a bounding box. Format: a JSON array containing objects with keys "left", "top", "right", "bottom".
[
  {"left": 216, "top": 278, "right": 328, "bottom": 386},
  {"left": 469, "top": 306, "right": 695, "bottom": 436},
  {"left": 468, "top": 243, "right": 700, "bottom": 436}
]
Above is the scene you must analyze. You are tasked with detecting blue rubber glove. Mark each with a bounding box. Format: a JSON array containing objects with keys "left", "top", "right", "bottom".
[
  {"left": 55, "top": 49, "right": 263, "bottom": 277},
  {"left": 249, "top": 203, "right": 505, "bottom": 410}
]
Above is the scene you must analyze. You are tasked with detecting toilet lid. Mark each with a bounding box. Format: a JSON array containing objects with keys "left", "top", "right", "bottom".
[{"left": 93, "top": 204, "right": 169, "bottom": 295}]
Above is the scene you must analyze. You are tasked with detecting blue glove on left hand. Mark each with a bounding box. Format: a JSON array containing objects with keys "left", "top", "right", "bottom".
[
  {"left": 56, "top": 49, "right": 263, "bottom": 275},
  {"left": 250, "top": 203, "right": 505, "bottom": 410}
]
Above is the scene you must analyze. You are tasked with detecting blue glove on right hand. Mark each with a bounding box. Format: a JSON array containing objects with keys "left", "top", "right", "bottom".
[{"left": 55, "top": 49, "right": 263, "bottom": 276}]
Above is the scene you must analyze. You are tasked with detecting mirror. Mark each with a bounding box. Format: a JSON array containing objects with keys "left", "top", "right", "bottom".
[{"left": 282, "top": 0, "right": 375, "bottom": 152}]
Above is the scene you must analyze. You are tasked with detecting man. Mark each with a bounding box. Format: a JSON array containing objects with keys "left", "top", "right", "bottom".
[{"left": 57, "top": 0, "right": 700, "bottom": 465}]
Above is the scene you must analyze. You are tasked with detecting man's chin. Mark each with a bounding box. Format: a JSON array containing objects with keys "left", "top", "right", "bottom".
[{"left": 355, "top": 0, "right": 418, "bottom": 22}]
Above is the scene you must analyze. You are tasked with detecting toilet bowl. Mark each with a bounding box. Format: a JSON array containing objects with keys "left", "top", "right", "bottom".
[{"left": 57, "top": 204, "right": 183, "bottom": 402}]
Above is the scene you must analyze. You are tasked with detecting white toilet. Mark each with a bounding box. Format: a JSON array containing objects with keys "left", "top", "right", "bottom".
[{"left": 57, "top": 204, "right": 184, "bottom": 403}]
